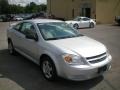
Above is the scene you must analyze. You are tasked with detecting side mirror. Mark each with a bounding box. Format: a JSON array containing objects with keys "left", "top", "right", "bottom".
[{"left": 26, "top": 33, "right": 38, "bottom": 41}]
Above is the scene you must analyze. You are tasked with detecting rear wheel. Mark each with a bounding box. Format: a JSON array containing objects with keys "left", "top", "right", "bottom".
[
  {"left": 8, "top": 40, "right": 15, "bottom": 55},
  {"left": 73, "top": 24, "right": 79, "bottom": 29},
  {"left": 41, "top": 57, "right": 57, "bottom": 81}
]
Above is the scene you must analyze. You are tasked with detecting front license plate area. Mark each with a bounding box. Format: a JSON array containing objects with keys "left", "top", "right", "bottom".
[{"left": 98, "top": 65, "right": 108, "bottom": 74}]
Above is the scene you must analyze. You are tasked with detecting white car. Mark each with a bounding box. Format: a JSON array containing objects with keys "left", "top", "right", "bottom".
[
  {"left": 65, "top": 16, "right": 96, "bottom": 29},
  {"left": 13, "top": 16, "right": 23, "bottom": 21},
  {"left": 7, "top": 19, "right": 111, "bottom": 81}
]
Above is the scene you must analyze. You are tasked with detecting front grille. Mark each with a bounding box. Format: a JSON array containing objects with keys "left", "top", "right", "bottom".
[
  {"left": 86, "top": 52, "right": 107, "bottom": 64},
  {"left": 86, "top": 52, "right": 106, "bottom": 60},
  {"left": 89, "top": 56, "right": 107, "bottom": 64}
]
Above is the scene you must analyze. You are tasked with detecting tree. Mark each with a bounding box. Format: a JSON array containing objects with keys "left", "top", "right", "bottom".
[
  {"left": 0, "top": 0, "right": 47, "bottom": 14},
  {"left": 25, "top": 2, "right": 39, "bottom": 13},
  {"left": 39, "top": 4, "right": 47, "bottom": 11},
  {"left": 0, "top": 0, "right": 9, "bottom": 14},
  {"left": 9, "top": 4, "right": 25, "bottom": 14}
]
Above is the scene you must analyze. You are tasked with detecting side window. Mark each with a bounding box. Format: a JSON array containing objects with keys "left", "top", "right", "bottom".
[
  {"left": 82, "top": 18, "right": 90, "bottom": 21},
  {"left": 20, "top": 22, "right": 36, "bottom": 35},
  {"left": 13, "top": 23, "right": 22, "bottom": 31},
  {"left": 74, "top": 17, "right": 81, "bottom": 21},
  {"left": 77, "top": 18, "right": 81, "bottom": 21}
]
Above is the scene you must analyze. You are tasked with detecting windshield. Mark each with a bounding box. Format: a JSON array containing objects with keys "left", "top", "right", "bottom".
[{"left": 37, "top": 22, "right": 83, "bottom": 40}]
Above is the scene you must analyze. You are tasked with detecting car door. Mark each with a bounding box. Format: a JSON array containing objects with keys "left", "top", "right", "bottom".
[
  {"left": 11, "top": 23, "right": 24, "bottom": 50},
  {"left": 79, "top": 17, "right": 90, "bottom": 28},
  {"left": 19, "top": 22, "right": 39, "bottom": 61}
]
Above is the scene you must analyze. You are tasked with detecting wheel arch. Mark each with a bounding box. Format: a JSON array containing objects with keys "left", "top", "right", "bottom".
[
  {"left": 39, "top": 54, "right": 59, "bottom": 75},
  {"left": 39, "top": 52, "right": 61, "bottom": 74},
  {"left": 39, "top": 54, "right": 51, "bottom": 65}
]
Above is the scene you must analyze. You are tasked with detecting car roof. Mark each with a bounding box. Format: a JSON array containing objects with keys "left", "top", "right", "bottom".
[
  {"left": 10, "top": 19, "right": 63, "bottom": 28},
  {"left": 75, "top": 16, "right": 89, "bottom": 18},
  {"left": 25, "top": 19, "right": 63, "bottom": 24}
]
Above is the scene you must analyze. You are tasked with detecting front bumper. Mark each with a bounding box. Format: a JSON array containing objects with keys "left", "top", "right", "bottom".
[{"left": 60, "top": 55, "right": 112, "bottom": 81}]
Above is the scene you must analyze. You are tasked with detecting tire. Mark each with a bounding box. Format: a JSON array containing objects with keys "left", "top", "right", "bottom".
[
  {"left": 90, "top": 22, "right": 95, "bottom": 28},
  {"left": 73, "top": 24, "right": 79, "bottom": 29},
  {"left": 8, "top": 40, "right": 15, "bottom": 55},
  {"left": 41, "top": 57, "right": 57, "bottom": 81}
]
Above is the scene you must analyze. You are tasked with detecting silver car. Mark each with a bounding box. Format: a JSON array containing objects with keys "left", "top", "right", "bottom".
[
  {"left": 65, "top": 17, "right": 96, "bottom": 29},
  {"left": 7, "top": 19, "right": 112, "bottom": 81}
]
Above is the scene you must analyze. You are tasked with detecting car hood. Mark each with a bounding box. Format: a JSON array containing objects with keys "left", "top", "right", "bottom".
[{"left": 47, "top": 36, "right": 107, "bottom": 58}]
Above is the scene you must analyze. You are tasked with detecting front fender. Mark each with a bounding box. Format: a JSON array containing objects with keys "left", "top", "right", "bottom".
[{"left": 40, "top": 50, "right": 63, "bottom": 76}]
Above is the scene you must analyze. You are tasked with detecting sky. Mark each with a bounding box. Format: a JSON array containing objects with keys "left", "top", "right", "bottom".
[{"left": 8, "top": 0, "right": 47, "bottom": 6}]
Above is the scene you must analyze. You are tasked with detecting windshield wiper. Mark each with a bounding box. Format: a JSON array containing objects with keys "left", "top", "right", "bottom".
[
  {"left": 46, "top": 38, "right": 59, "bottom": 40},
  {"left": 63, "top": 34, "right": 84, "bottom": 39},
  {"left": 46, "top": 34, "right": 84, "bottom": 40}
]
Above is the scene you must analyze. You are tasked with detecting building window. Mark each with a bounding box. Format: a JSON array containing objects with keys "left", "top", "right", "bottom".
[{"left": 81, "top": 8, "right": 91, "bottom": 18}]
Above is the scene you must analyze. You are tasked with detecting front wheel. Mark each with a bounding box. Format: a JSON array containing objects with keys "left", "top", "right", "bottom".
[
  {"left": 41, "top": 57, "right": 57, "bottom": 81},
  {"left": 90, "top": 22, "right": 95, "bottom": 28},
  {"left": 73, "top": 24, "right": 79, "bottom": 29},
  {"left": 8, "top": 40, "right": 15, "bottom": 55}
]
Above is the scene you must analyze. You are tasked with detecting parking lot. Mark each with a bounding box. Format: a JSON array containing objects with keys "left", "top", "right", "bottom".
[{"left": 0, "top": 22, "right": 120, "bottom": 90}]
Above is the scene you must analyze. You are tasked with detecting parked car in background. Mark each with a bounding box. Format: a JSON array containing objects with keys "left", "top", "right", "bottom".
[
  {"left": 0, "top": 15, "right": 3, "bottom": 22},
  {"left": 23, "top": 12, "right": 47, "bottom": 20},
  {"left": 115, "top": 16, "right": 120, "bottom": 25},
  {"left": 0, "top": 15, "right": 12, "bottom": 22},
  {"left": 22, "top": 14, "right": 33, "bottom": 20},
  {"left": 48, "top": 14, "right": 65, "bottom": 21},
  {"left": 65, "top": 16, "right": 96, "bottom": 29},
  {"left": 13, "top": 16, "right": 23, "bottom": 21},
  {"left": 7, "top": 19, "right": 112, "bottom": 81},
  {"left": 34, "top": 12, "right": 47, "bottom": 19}
]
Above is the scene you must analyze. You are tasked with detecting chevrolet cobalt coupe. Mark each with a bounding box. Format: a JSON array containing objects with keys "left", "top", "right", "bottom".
[{"left": 7, "top": 19, "right": 112, "bottom": 81}]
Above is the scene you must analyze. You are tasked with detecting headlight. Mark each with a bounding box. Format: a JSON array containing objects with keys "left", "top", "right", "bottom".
[
  {"left": 62, "top": 54, "right": 86, "bottom": 65},
  {"left": 107, "top": 49, "right": 110, "bottom": 56}
]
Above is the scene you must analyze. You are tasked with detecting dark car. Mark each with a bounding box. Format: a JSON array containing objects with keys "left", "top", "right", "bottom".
[
  {"left": 0, "top": 14, "right": 13, "bottom": 22},
  {"left": 48, "top": 14, "right": 65, "bottom": 21},
  {"left": 115, "top": 16, "right": 120, "bottom": 25}
]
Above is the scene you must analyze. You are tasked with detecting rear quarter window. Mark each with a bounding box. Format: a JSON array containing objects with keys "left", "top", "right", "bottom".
[{"left": 13, "top": 23, "right": 22, "bottom": 31}]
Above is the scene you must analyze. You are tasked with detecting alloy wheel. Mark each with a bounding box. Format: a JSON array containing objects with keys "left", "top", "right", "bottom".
[{"left": 42, "top": 60, "right": 53, "bottom": 79}]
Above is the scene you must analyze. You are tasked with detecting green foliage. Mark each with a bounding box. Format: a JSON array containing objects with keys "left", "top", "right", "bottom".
[
  {"left": 9, "top": 5, "right": 25, "bottom": 14},
  {"left": 0, "top": 1, "right": 47, "bottom": 14},
  {"left": 25, "top": 2, "right": 38, "bottom": 13},
  {"left": 25, "top": 2, "right": 47, "bottom": 13},
  {"left": 0, "top": 0, "right": 9, "bottom": 14}
]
